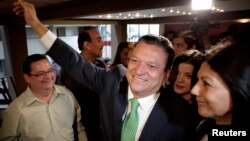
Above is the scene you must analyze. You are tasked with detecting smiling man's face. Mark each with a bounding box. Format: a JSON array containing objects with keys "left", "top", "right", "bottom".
[{"left": 126, "top": 41, "right": 167, "bottom": 98}]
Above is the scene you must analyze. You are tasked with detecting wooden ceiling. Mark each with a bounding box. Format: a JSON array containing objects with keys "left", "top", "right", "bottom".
[
  {"left": 0, "top": 0, "right": 188, "bottom": 20},
  {"left": 0, "top": 0, "right": 250, "bottom": 24}
]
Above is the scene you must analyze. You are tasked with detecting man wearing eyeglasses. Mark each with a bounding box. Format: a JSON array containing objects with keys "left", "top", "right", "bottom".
[{"left": 0, "top": 54, "right": 87, "bottom": 141}]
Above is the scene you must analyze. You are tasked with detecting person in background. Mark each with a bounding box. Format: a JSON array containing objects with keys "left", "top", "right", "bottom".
[
  {"left": 169, "top": 49, "right": 204, "bottom": 104},
  {"left": 162, "top": 30, "right": 177, "bottom": 43},
  {"left": 172, "top": 30, "right": 204, "bottom": 57},
  {"left": 212, "top": 31, "right": 236, "bottom": 49},
  {"left": 110, "top": 41, "right": 133, "bottom": 68},
  {"left": 60, "top": 26, "right": 105, "bottom": 141},
  {"left": 167, "top": 49, "right": 204, "bottom": 135},
  {"left": 192, "top": 45, "right": 250, "bottom": 141},
  {"left": 13, "top": 1, "right": 199, "bottom": 140},
  {"left": 190, "top": 18, "right": 211, "bottom": 51},
  {"left": 77, "top": 26, "right": 106, "bottom": 68},
  {"left": 0, "top": 54, "right": 87, "bottom": 141}
]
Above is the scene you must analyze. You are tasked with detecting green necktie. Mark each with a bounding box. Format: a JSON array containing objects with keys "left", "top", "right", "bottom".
[{"left": 121, "top": 98, "right": 140, "bottom": 141}]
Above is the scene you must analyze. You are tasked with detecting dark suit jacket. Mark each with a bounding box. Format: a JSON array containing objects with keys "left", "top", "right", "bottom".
[
  {"left": 61, "top": 66, "right": 103, "bottom": 141},
  {"left": 47, "top": 38, "right": 198, "bottom": 141}
]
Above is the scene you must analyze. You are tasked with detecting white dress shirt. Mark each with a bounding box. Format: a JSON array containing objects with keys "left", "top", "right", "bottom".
[{"left": 126, "top": 87, "right": 160, "bottom": 141}]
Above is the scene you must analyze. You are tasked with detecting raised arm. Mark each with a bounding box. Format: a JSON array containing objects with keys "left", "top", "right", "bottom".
[{"left": 13, "top": 0, "right": 48, "bottom": 38}]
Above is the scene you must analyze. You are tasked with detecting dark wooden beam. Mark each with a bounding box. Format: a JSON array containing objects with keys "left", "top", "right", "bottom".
[
  {"left": 208, "top": 10, "right": 250, "bottom": 21},
  {"left": 36, "top": 0, "right": 189, "bottom": 21},
  {"left": 4, "top": 24, "right": 28, "bottom": 95}
]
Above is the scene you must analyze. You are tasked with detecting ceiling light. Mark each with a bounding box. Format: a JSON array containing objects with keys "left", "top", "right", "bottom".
[
  {"left": 107, "top": 14, "right": 112, "bottom": 19},
  {"left": 169, "top": 8, "right": 173, "bottom": 13},
  {"left": 235, "top": 19, "right": 250, "bottom": 23},
  {"left": 161, "top": 9, "right": 165, "bottom": 12},
  {"left": 211, "top": 6, "right": 215, "bottom": 11},
  {"left": 192, "top": 0, "right": 212, "bottom": 10},
  {"left": 135, "top": 13, "right": 140, "bottom": 17}
]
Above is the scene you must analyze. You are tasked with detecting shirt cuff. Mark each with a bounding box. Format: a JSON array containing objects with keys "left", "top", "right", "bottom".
[{"left": 39, "top": 30, "right": 57, "bottom": 49}]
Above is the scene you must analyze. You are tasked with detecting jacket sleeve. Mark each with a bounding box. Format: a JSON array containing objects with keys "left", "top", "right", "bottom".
[{"left": 47, "top": 38, "right": 107, "bottom": 93}]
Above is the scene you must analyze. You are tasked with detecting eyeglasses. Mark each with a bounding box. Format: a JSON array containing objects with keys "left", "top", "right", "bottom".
[{"left": 30, "top": 68, "right": 55, "bottom": 77}]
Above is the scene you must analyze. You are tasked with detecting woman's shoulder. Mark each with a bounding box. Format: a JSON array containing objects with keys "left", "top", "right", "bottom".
[{"left": 196, "top": 119, "right": 215, "bottom": 141}]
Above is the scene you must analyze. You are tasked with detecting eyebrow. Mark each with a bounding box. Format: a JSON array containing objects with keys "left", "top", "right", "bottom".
[
  {"left": 184, "top": 72, "right": 192, "bottom": 75},
  {"left": 200, "top": 75, "right": 212, "bottom": 82},
  {"left": 32, "top": 67, "right": 54, "bottom": 73}
]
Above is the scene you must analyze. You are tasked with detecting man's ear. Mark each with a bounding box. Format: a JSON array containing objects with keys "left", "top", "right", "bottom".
[
  {"left": 23, "top": 74, "right": 30, "bottom": 84},
  {"left": 166, "top": 68, "right": 172, "bottom": 79},
  {"left": 84, "top": 41, "right": 91, "bottom": 50},
  {"left": 163, "top": 68, "right": 172, "bottom": 85}
]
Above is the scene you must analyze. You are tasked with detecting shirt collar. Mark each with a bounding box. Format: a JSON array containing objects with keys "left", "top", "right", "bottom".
[
  {"left": 25, "top": 85, "right": 64, "bottom": 106},
  {"left": 128, "top": 86, "right": 160, "bottom": 112}
]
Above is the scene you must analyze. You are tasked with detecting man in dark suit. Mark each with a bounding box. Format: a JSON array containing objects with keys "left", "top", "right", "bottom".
[
  {"left": 13, "top": 1, "right": 198, "bottom": 141},
  {"left": 60, "top": 26, "right": 105, "bottom": 141}
]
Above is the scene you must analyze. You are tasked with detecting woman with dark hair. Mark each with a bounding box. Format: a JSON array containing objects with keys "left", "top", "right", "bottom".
[
  {"left": 191, "top": 45, "right": 250, "bottom": 141},
  {"left": 167, "top": 49, "right": 205, "bottom": 134},
  {"left": 169, "top": 49, "right": 205, "bottom": 104},
  {"left": 110, "top": 41, "right": 133, "bottom": 68}
]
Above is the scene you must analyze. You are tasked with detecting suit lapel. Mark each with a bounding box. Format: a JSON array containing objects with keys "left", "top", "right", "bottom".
[
  {"left": 114, "top": 77, "right": 128, "bottom": 141},
  {"left": 139, "top": 93, "right": 168, "bottom": 140}
]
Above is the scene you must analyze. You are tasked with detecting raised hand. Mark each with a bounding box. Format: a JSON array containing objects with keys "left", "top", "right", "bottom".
[
  {"left": 13, "top": 0, "right": 40, "bottom": 27},
  {"left": 12, "top": 0, "right": 48, "bottom": 37}
]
